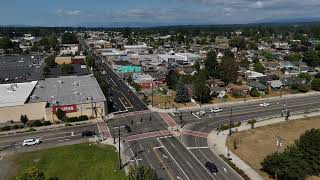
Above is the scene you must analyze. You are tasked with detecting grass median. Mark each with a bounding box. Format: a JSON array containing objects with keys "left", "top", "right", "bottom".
[{"left": 10, "top": 143, "right": 127, "bottom": 180}]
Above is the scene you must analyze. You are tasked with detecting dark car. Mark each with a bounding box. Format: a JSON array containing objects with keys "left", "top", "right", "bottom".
[
  {"left": 82, "top": 131, "right": 96, "bottom": 137},
  {"left": 124, "top": 125, "right": 132, "bottom": 133},
  {"left": 205, "top": 162, "right": 218, "bottom": 173}
]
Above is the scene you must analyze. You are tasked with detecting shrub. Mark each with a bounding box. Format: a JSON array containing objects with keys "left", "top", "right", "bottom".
[
  {"left": 1, "top": 126, "right": 11, "bottom": 131},
  {"left": 67, "top": 117, "right": 79, "bottom": 122},
  {"left": 232, "top": 91, "right": 244, "bottom": 98},
  {"left": 43, "top": 121, "right": 52, "bottom": 126},
  {"left": 29, "top": 120, "right": 43, "bottom": 127},
  {"left": 79, "top": 115, "right": 89, "bottom": 121}
]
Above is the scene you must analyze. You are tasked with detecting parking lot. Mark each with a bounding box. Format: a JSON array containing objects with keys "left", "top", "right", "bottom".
[{"left": 0, "top": 55, "right": 45, "bottom": 84}]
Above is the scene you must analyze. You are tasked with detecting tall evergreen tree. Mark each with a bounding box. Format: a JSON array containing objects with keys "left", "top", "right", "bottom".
[
  {"left": 204, "top": 51, "right": 219, "bottom": 78},
  {"left": 175, "top": 79, "right": 190, "bottom": 103}
]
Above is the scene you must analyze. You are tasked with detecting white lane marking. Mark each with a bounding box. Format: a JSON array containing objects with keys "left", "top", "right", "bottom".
[
  {"left": 192, "top": 113, "right": 201, "bottom": 119},
  {"left": 171, "top": 112, "right": 175, "bottom": 116},
  {"left": 110, "top": 78, "right": 117, "bottom": 86},
  {"left": 186, "top": 146, "right": 209, "bottom": 150},
  {"left": 129, "top": 147, "right": 139, "bottom": 165},
  {"left": 119, "top": 98, "right": 128, "bottom": 111},
  {"left": 163, "top": 154, "right": 169, "bottom": 159},
  {"left": 153, "top": 146, "right": 164, "bottom": 149},
  {"left": 157, "top": 138, "right": 190, "bottom": 180},
  {"left": 180, "top": 137, "right": 216, "bottom": 180}
]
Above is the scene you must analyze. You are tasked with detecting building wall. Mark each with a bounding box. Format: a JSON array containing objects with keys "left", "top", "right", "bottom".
[
  {"left": 0, "top": 102, "right": 46, "bottom": 123},
  {"left": 55, "top": 57, "right": 72, "bottom": 65},
  {"left": 45, "top": 101, "right": 107, "bottom": 122}
]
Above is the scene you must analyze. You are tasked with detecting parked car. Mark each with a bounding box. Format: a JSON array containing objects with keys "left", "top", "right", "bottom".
[
  {"left": 81, "top": 131, "right": 96, "bottom": 137},
  {"left": 259, "top": 102, "right": 270, "bottom": 107},
  {"left": 196, "top": 111, "right": 206, "bottom": 116},
  {"left": 210, "top": 107, "right": 223, "bottom": 113},
  {"left": 205, "top": 162, "right": 218, "bottom": 173},
  {"left": 22, "top": 139, "right": 41, "bottom": 146}
]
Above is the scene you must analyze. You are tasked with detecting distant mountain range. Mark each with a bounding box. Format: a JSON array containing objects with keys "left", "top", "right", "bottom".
[
  {"left": 1, "top": 17, "right": 320, "bottom": 28},
  {"left": 255, "top": 17, "right": 320, "bottom": 24}
]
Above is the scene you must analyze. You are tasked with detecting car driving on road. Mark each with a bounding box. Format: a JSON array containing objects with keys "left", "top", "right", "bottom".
[
  {"left": 259, "top": 102, "right": 270, "bottom": 107},
  {"left": 22, "top": 139, "right": 41, "bottom": 146},
  {"left": 81, "top": 131, "right": 96, "bottom": 137},
  {"left": 196, "top": 111, "right": 206, "bottom": 116},
  {"left": 205, "top": 162, "right": 218, "bottom": 173},
  {"left": 210, "top": 107, "right": 223, "bottom": 113}
]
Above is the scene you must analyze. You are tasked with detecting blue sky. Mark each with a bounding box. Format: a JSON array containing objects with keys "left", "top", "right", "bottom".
[{"left": 1, "top": 0, "right": 320, "bottom": 26}]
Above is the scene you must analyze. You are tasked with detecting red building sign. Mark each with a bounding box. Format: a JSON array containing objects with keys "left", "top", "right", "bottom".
[{"left": 52, "top": 104, "right": 77, "bottom": 113}]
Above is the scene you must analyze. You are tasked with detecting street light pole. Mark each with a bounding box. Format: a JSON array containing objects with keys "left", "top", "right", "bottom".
[
  {"left": 229, "top": 107, "right": 233, "bottom": 136},
  {"left": 118, "top": 126, "right": 121, "bottom": 170}
]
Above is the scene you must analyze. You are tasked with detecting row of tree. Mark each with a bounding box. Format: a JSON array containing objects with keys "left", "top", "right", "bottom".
[{"left": 261, "top": 128, "right": 320, "bottom": 179}]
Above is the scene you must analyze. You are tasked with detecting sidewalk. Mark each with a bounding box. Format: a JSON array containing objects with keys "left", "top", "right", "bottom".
[
  {"left": 149, "top": 91, "right": 320, "bottom": 113},
  {"left": 0, "top": 119, "right": 101, "bottom": 136},
  {"left": 207, "top": 109, "right": 320, "bottom": 180}
]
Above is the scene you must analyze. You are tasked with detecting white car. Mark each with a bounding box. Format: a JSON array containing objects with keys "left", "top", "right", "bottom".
[
  {"left": 210, "top": 107, "right": 223, "bottom": 113},
  {"left": 22, "top": 139, "right": 40, "bottom": 146},
  {"left": 259, "top": 102, "right": 270, "bottom": 107},
  {"left": 196, "top": 111, "right": 206, "bottom": 116}
]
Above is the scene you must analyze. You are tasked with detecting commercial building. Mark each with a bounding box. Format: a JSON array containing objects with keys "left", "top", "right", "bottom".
[
  {"left": 55, "top": 56, "right": 86, "bottom": 65},
  {"left": 0, "top": 75, "right": 107, "bottom": 123},
  {"left": 0, "top": 81, "right": 46, "bottom": 123},
  {"left": 29, "top": 75, "right": 107, "bottom": 121}
]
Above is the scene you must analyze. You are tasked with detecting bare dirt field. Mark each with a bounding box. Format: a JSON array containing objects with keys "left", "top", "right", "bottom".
[{"left": 226, "top": 116, "right": 320, "bottom": 179}]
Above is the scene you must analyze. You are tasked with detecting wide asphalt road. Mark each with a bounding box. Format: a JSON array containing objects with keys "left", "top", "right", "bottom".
[{"left": 0, "top": 123, "right": 98, "bottom": 153}]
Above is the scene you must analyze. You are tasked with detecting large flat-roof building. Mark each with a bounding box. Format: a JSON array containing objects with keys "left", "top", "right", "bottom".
[
  {"left": 0, "top": 75, "right": 107, "bottom": 123},
  {"left": 30, "top": 75, "right": 107, "bottom": 121}
]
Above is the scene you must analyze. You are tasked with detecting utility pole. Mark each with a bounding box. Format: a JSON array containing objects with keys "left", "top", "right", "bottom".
[
  {"left": 229, "top": 107, "right": 233, "bottom": 136},
  {"left": 118, "top": 126, "right": 121, "bottom": 170},
  {"left": 276, "top": 136, "right": 283, "bottom": 153},
  {"left": 151, "top": 81, "right": 154, "bottom": 107}
]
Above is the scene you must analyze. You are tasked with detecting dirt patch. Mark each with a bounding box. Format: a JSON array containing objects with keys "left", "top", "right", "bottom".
[{"left": 226, "top": 116, "right": 320, "bottom": 179}]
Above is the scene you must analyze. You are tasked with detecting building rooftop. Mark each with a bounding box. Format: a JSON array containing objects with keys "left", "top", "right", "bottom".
[
  {"left": 0, "top": 81, "right": 38, "bottom": 107},
  {"left": 29, "top": 75, "right": 106, "bottom": 106}
]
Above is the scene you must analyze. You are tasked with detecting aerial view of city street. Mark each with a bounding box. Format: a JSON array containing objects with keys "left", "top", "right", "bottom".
[{"left": 1, "top": 1, "right": 320, "bottom": 180}]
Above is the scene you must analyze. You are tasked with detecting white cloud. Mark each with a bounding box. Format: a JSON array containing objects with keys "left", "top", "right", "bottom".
[{"left": 55, "top": 9, "right": 81, "bottom": 16}]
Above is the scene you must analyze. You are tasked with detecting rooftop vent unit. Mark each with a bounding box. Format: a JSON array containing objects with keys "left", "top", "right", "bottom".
[
  {"left": 58, "top": 80, "right": 64, "bottom": 84},
  {"left": 72, "top": 82, "right": 80, "bottom": 86}
]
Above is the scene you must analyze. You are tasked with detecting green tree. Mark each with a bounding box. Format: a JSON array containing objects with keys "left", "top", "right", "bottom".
[
  {"left": 17, "top": 166, "right": 46, "bottom": 180},
  {"left": 311, "top": 78, "right": 320, "bottom": 91},
  {"left": 261, "top": 129, "right": 320, "bottom": 179},
  {"left": 193, "top": 60, "right": 200, "bottom": 71},
  {"left": 315, "top": 43, "right": 320, "bottom": 51},
  {"left": 219, "top": 56, "right": 239, "bottom": 83},
  {"left": 284, "top": 53, "right": 302, "bottom": 61},
  {"left": 250, "top": 88, "right": 260, "bottom": 97},
  {"left": 298, "top": 73, "right": 312, "bottom": 83},
  {"left": 175, "top": 79, "right": 190, "bottom": 103},
  {"left": 303, "top": 50, "right": 320, "bottom": 67},
  {"left": 56, "top": 108, "right": 66, "bottom": 120},
  {"left": 271, "top": 74, "right": 280, "bottom": 80},
  {"left": 61, "top": 32, "right": 78, "bottom": 44},
  {"left": 192, "top": 75, "right": 211, "bottom": 104},
  {"left": 204, "top": 51, "right": 219, "bottom": 78},
  {"left": 263, "top": 51, "right": 273, "bottom": 60},
  {"left": 247, "top": 119, "right": 257, "bottom": 129},
  {"left": 60, "top": 64, "right": 74, "bottom": 74},
  {"left": 128, "top": 165, "right": 157, "bottom": 180},
  {"left": 0, "top": 37, "right": 13, "bottom": 49},
  {"left": 44, "top": 55, "right": 56, "bottom": 68},
  {"left": 85, "top": 54, "right": 95, "bottom": 69},
  {"left": 20, "top": 115, "right": 29, "bottom": 125},
  {"left": 254, "top": 62, "right": 265, "bottom": 73},
  {"left": 166, "top": 70, "right": 179, "bottom": 90},
  {"left": 43, "top": 66, "right": 50, "bottom": 76},
  {"left": 229, "top": 37, "right": 246, "bottom": 49},
  {"left": 239, "top": 58, "right": 250, "bottom": 69}
]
